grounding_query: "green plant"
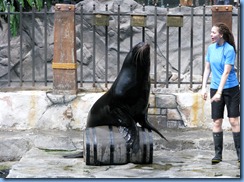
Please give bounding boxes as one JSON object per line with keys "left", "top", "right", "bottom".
{"left": 0, "top": 0, "right": 53, "bottom": 36}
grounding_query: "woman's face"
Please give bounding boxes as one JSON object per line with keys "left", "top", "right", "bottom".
{"left": 210, "top": 26, "right": 223, "bottom": 44}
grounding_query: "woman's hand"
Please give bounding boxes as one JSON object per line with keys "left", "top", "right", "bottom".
{"left": 201, "top": 88, "right": 207, "bottom": 100}
{"left": 211, "top": 92, "right": 221, "bottom": 102}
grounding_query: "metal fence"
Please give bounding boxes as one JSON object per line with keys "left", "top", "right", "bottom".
{"left": 0, "top": 3, "right": 241, "bottom": 89}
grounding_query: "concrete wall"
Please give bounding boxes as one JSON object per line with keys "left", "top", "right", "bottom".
{"left": 0, "top": 90, "right": 232, "bottom": 131}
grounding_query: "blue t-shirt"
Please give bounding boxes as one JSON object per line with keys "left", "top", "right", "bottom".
{"left": 205, "top": 42, "right": 238, "bottom": 89}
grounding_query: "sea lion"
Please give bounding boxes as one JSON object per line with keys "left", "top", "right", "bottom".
{"left": 86, "top": 42, "right": 167, "bottom": 152}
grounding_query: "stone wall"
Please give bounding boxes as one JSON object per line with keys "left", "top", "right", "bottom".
{"left": 148, "top": 93, "right": 185, "bottom": 129}
{"left": 0, "top": 90, "right": 231, "bottom": 131}
{"left": 148, "top": 90, "right": 215, "bottom": 129}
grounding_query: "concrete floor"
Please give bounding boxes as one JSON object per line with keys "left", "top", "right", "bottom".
{"left": 0, "top": 128, "right": 240, "bottom": 178}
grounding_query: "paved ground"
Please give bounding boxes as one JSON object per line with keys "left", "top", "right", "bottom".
{"left": 0, "top": 128, "right": 240, "bottom": 178}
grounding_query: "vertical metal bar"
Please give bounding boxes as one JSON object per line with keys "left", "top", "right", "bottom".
{"left": 19, "top": 2, "right": 23, "bottom": 86}
{"left": 178, "top": 29, "right": 181, "bottom": 88}
{"left": 142, "top": 4, "right": 145, "bottom": 42}
{"left": 117, "top": 5, "right": 120, "bottom": 75}
{"left": 130, "top": 5, "right": 133, "bottom": 49}
{"left": 92, "top": 4, "right": 96, "bottom": 87}
{"left": 80, "top": 5, "right": 84, "bottom": 87}
{"left": 166, "top": 4, "right": 169, "bottom": 88}
{"left": 202, "top": 4, "right": 206, "bottom": 76}
{"left": 44, "top": 2, "right": 47, "bottom": 86}
{"left": 237, "top": 3, "right": 240, "bottom": 81}
{"left": 154, "top": 4, "right": 157, "bottom": 88}
{"left": 7, "top": 2, "right": 11, "bottom": 86}
{"left": 31, "top": 2, "right": 35, "bottom": 86}
{"left": 178, "top": 5, "right": 181, "bottom": 88}
{"left": 105, "top": 4, "right": 108, "bottom": 88}
{"left": 190, "top": 5, "right": 194, "bottom": 88}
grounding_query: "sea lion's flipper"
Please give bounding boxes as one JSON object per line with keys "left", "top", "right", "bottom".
{"left": 119, "top": 125, "right": 140, "bottom": 153}
{"left": 112, "top": 107, "right": 140, "bottom": 153}
{"left": 130, "top": 124, "right": 140, "bottom": 153}
{"left": 63, "top": 151, "right": 83, "bottom": 158}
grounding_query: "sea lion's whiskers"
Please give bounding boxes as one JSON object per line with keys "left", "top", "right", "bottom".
{"left": 133, "top": 45, "right": 146, "bottom": 65}
{"left": 134, "top": 49, "right": 141, "bottom": 66}
{"left": 136, "top": 46, "right": 146, "bottom": 65}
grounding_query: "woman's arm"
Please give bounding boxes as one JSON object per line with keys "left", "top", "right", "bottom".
{"left": 201, "top": 62, "right": 211, "bottom": 100}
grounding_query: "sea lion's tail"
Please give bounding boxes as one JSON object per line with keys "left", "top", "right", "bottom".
{"left": 140, "top": 104, "right": 168, "bottom": 142}
{"left": 151, "top": 127, "right": 168, "bottom": 142}
{"left": 141, "top": 120, "right": 168, "bottom": 142}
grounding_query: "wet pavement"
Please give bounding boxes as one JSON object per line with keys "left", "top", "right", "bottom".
{"left": 0, "top": 128, "right": 240, "bottom": 178}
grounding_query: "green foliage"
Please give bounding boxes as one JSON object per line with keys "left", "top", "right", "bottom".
{"left": 0, "top": 0, "right": 53, "bottom": 36}
{"left": 0, "top": 1, "right": 6, "bottom": 12}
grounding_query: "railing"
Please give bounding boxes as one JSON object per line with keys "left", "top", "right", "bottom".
{"left": 0, "top": 2, "right": 241, "bottom": 89}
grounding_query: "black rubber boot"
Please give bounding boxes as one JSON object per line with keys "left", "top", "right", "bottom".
{"left": 233, "top": 132, "right": 240, "bottom": 162}
{"left": 212, "top": 132, "right": 223, "bottom": 164}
